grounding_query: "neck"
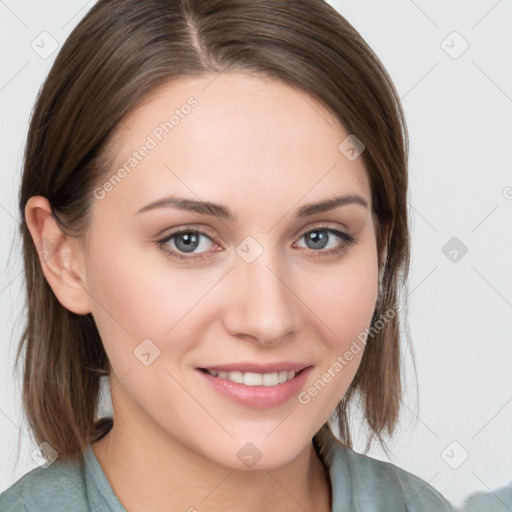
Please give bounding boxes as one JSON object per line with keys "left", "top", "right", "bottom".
{"left": 91, "top": 418, "right": 331, "bottom": 512}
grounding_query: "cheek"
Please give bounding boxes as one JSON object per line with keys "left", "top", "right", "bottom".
{"left": 304, "top": 254, "right": 379, "bottom": 347}
{"left": 297, "top": 246, "right": 378, "bottom": 390}
{"left": 292, "top": 286, "right": 377, "bottom": 425}
{"left": 319, "top": 271, "right": 376, "bottom": 316}
{"left": 294, "top": 266, "right": 378, "bottom": 417}
{"left": 85, "top": 238, "right": 219, "bottom": 369}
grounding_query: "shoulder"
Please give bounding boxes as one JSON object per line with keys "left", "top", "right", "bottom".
{"left": 458, "top": 482, "right": 512, "bottom": 512}
{"left": 0, "top": 457, "right": 88, "bottom": 512}
{"left": 315, "top": 426, "right": 455, "bottom": 511}
{"left": 343, "top": 446, "right": 455, "bottom": 511}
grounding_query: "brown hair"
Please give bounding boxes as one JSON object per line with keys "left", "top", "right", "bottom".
{"left": 15, "top": 0, "right": 412, "bottom": 464}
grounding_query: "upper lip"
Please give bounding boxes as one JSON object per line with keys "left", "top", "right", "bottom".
{"left": 199, "top": 362, "right": 312, "bottom": 373}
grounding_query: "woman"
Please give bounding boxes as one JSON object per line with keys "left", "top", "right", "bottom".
{"left": 0, "top": 0, "right": 455, "bottom": 510}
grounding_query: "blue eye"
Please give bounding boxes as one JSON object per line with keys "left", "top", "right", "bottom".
{"left": 295, "top": 227, "right": 354, "bottom": 253}
{"left": 157, "top": 225, "right": 355, "bottom": 262}
{"left": 157, "top": 228, "right": 216, "bottom": 261}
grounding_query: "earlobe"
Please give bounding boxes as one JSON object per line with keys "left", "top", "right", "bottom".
{"left": 24, "top": 196, "right": 92, "bottom": 315}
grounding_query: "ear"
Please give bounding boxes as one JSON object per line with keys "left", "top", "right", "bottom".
{"left": 24, "top": 195, "right": 92, "bottom": 315}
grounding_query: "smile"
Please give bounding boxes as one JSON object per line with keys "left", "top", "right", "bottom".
{"left": 196, "top": 366, "right": 312, "bottom": 408}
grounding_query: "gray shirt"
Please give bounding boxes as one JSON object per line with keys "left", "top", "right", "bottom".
{"left": 0, "top": 425, "right": 455, "bottom": 511}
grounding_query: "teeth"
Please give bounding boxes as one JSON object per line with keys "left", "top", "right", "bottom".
{"left": 278, "top": 370, "right": 289, "bottom": 383}
{"left": 205, "top": 369, "right": 297, "bottom": 386}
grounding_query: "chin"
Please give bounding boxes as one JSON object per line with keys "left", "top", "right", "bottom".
{"left": 198, "top": 430, "right": 310, "bottom": 471}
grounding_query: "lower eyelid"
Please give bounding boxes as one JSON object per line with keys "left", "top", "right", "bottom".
{"left": 158, "top": 226, "right": 354, "bottom": 260}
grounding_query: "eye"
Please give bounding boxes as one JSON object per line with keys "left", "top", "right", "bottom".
{"left": 294, "top": 225, "right": 355, "bottom": 258}
{"left": 157, "top": 227, "right": 218, "bottom": 261}
{"left": 157, "top": 225, "right": 356, "bottom": 262}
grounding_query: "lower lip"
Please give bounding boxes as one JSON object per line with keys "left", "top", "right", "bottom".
{"left": 196, "top": 367, "right": 313, "bottom": 408}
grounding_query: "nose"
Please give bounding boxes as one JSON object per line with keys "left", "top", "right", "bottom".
{"left": 222, "top": 250, "right": 302, "bottom": 347}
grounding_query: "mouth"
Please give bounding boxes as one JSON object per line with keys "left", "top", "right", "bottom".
{"left": 196, "top": 365, "right": 313, "bottom": 408}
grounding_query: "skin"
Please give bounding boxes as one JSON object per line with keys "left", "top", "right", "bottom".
{"left": 25, "top": 72, "right": 381, "bottom": 512}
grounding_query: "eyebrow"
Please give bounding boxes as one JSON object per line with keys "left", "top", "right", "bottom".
{"left": 135, "top": 193, "right": 368, "bottom": 220}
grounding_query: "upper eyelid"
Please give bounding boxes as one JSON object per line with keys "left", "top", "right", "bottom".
{"left": 160, "top": 223, "right": 349, "bottom": 242}
{"left": 160, "top": 224, "right": 350, "bottom": 251}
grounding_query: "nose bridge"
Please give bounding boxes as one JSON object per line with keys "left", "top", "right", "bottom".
{"left": 224, "top": 239, "right": 301, "bottom": 344}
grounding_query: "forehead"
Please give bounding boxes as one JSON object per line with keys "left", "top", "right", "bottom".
{"left": 99, "top": 72, "right": 371, "bottom": 217}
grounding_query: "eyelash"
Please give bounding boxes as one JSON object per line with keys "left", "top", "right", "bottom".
{"left": 156, "top": 225, "right": 356, "bottom": 262}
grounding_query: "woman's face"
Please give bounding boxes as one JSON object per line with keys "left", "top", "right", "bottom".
{"left": 84, "top": 72, "right": 379, "bottom": 468}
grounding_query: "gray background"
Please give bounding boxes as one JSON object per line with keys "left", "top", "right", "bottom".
{"left": 1, "top": 1, "right": 511, "bottom": 509}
